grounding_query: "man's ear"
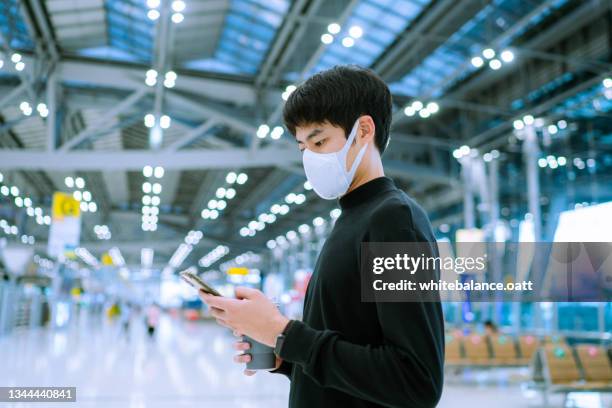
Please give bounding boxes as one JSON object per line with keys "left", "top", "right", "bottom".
{"left": 358, "top": 115, "right": 376, "bottom": 144}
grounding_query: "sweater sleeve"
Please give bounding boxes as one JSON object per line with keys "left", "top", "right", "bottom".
{"left": 276, "top": 200, "right": 445, "bottom": 408}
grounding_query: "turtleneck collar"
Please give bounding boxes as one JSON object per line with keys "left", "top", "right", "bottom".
{"left": 338, "top": 176, "right": 396, "bottom": 210}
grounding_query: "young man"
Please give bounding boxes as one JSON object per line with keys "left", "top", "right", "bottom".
{"left": 200, "top": 65, "right": 445, "bottom": 407}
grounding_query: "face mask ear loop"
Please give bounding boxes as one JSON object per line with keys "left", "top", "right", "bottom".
{"left": 340, "top": 119, "right": 361, "bottom": 156}
{"left": 347, "top": 143, "right": 368, "bottom": 181}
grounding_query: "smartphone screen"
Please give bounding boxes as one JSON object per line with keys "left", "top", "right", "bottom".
{"left": 179, "top": 271, "right": 222, "bottom": 296}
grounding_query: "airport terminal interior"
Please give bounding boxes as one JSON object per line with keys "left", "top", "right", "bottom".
{"left": 0, "top": 0, "right": 611, "bottom": 407}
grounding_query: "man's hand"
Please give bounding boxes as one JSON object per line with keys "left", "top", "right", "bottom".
{"left": 199, "top": 286, "right": 289, "bottom": 347}
{"left": 233, "top": 331, "right": 283, "bottom": 376}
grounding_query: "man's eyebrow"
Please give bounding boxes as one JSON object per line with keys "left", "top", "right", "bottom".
{"left": 297, "top": 128, "right": 323, "bottom": 143}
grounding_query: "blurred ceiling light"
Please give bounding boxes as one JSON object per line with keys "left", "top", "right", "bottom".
{"left": 471, "top": 56, "right": 484, "bottom": 68}
{"left": 489, "top": 59, "right": 502, "bottom": 70}
{"left": 500, "top": 49, "right": 514, "bottom": 63}
{"left": 349, "top": 25, "right": 363, "bottom": 38}
{"left": 342, "top": 37, "right": 354, "bottom": 48}
{"left": 327, "top": 23, "right": 341, "bottom": 34}
{"left": 482, "top": 48, "right": 495, "bottom": 59}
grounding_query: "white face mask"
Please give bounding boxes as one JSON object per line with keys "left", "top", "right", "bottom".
{"left": 302, "top": 119, "right": 368, "bottom": 200}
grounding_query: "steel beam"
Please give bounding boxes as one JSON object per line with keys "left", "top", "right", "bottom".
{"left": 164, "top": 119, "right": 218, "bottom": 151}
{"left": 0, "top": 147, "right": 301, "bottom": 171}
{"left": 58, "top": 88, "right": 149, "bottom": 151}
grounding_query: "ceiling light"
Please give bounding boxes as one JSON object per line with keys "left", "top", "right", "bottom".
{"left": 257, "top": 124, "right": 270, "bottom": 139}
{"left": 154, "top": 166, "right": 164, "bottom": 178}
{"left": 418, "top": 108, "right": 431, "bottom": 118}
{"left": 143, "top": 165, "right": 153, "bottom": 177}
{"left": 145, "top": 76, "right": 157, "bottom": 86}
{"left": 65, "top": 177, "right": 74, "bottom": 188}
{"left": 160, "top": 115, "right": 171, "bottom": 129}
{"left": 226, "top": 172, "right": 237, "bottom": 184}
{"left": 471, "top": 56, "right": 484, "bottom": 68}
{"left": 426, "top": 102, "right": 439, "bottom": 114}
{"left": 321, "top": 33, "right": 333, "bottom": 44}
{"left": 349, "top": 25, "right": 363, "bottom": 39}
{"left": 172, "top": 13, "right": 184, "bottom": 24}
{"left": 327, "top": 23, "right": 341, "bottom": 34}
{"left": 482, "top": 48, "right": 495, "bottom": 59}
{"left": 523, "top": 115, "right": 534, "bottom": 126}
{"left": 270, "top": 126, "right": 284, "bottom": 140}
{"left": 75, "top": 177, "right": 85, "bottom": 189}
{"left": 411, "top": 100, "right": 423, "bottom": 111}
{"left": 513, "top": 119, "right": 524, "bottom": 130}
{"left": 403, "top": 106, "right": 415, "bottom": 116}
{"left": 342, "top": 37, "right": 354, "bottom": 47}
{"left": 489, "top": 59, "right": 502, "bottom": 70}
{"left": 500, "top": 50, "right": 514, "bottom": 63}
{"left": 172, "top": 0, "right": 185, "bottom": 12}
{"left": 236, "top": 173, "right": 248, "bottom": 185}
{"left": 147, "top": 9, "right": 160, "bottom": 20}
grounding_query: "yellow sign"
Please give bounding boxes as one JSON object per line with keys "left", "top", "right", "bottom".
{"left": 52, "top": 192, "right": 80, "bottom": 220}
{"left": 227, "top": 267, "right": 249, "bottom": 275}
{"left": 101, "top": 253, "right": 114, "bottom": 266}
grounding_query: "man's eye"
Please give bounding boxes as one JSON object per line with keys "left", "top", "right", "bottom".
{"left": 315, "top": 139, "right": 326, "bottom": 147}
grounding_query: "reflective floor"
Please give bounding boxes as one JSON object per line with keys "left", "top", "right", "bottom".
{"left": 0, "top": 312, "right": 608, "bottom": 407}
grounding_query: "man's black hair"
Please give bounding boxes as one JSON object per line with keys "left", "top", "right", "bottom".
{"left": 283, "top": 65, "right": 392, "bottom": 154}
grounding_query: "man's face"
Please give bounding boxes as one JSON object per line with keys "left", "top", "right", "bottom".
{"left": 295, "top": 121, "right": 366, "bottom": 174}
{"left": 295, "top": 121, "right": 349, "bottom": 154}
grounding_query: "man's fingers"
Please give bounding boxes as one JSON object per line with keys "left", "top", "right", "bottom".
{"left": 234, "top": 286, "right": 260, "bottom": 300}
{"left": 232, "top": 330, "right": 243, "bottom": 337}
{"left": 244, "top": 369, "right": 256, "bottom": 376}
{"left": 209, "top": 307, "right": 226, "bottom": 320}
{"left": 215, "top": 318, "right": 230, "bottom": 328}
{"left": 200, "top": 291, "right": 235, "bottom": 310}
{"left": 234, "top": 341, "right": 250, "bottom": 351}
{"left": 234, "top": 353, "right": 251, "bottom": 364}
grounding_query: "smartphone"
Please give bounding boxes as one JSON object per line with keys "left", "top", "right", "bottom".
{"left": 179, "top": 270, "right": 222, "bottom": 296}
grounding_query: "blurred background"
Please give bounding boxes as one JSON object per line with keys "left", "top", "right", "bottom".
{"left": 0, "top": 0, "right": 611, "bottom": 406}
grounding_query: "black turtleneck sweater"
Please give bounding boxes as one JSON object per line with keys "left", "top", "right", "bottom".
{"left": 273, "top": 177, "right": 445, "bottom": 408}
